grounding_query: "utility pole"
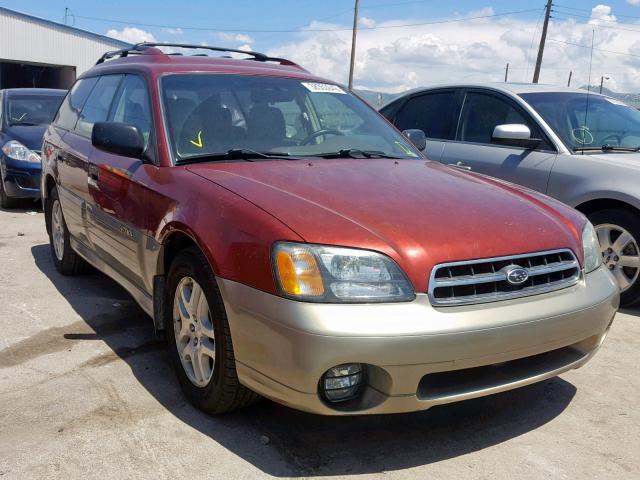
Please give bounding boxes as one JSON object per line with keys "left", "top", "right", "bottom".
{"left": 348, "top": 0, "right": 360, "bottom": 91}
{"left": 504, "top": 63, "right": 509, "bottom": 83}
{"left": 64, "top": 7, "right": 69, "bottom": 25}
{"left": 532, "top": 0, "right": 552, "bottom": 83}
{"left": 567, "top": 70, "right": 572, "bottom": 86}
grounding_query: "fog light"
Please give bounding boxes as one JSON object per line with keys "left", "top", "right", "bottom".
{"left": 321, "top": 363, "right": 364, "bottom": 402}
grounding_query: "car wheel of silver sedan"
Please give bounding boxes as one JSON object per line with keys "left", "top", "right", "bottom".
{"left": 589, "top": 209, "right": 640, "bottom": 307}
{"left": 165, "top": 246, "right": 261, "bottom": 414}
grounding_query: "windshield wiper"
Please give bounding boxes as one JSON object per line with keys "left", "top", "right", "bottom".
{"left": 10, "top": 122, "right": 42, "bottom": 126}
{"left": 176, "top": 148, "right": 291, "bottom": 165}
{"left": 307, "top": 149, "right": 398, "bottom": 159}
{"left": 573, "top": 145, "right": 640, "bottom": 152}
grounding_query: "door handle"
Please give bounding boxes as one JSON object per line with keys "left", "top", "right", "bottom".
{"left": 88, "top": 165, "right": 100, "bottom": 188}
{"left": 448, "top": 161, "right": 472, "bottom": 171}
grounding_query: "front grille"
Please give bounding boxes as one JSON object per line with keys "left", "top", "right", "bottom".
{"left": 429, "top": 249, "right": 581, "bottom": 306}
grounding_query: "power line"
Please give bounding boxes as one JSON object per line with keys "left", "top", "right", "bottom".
{"left": 547, "top": 38, "right": 640, "bottom": 59}
{"left": 554, "top": 4, "right": 640, "bottom": 20}
{"left": 552, "top": 13, "right": 640, "bottom": 34}
{"left": 552, "top": 8, "right": 640, "bottom": 26}
{"left": 73, "top": 8, "right": 541, "bottom": 34}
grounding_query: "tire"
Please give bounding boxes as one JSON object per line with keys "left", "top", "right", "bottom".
{"left": 47, "top": 187, "right": 89, "bottom": 275}
{"left": 588, "top": 208, "right": 640, "bottom": 307}
{"left": 165, "top": 247, "right": 260, "bottom": 414}
{"left": 0, "top": 177, "right": 18, "bottom": 209}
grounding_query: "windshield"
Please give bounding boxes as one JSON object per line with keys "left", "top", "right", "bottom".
{"left": 520, "top": 92, "right": 640, "bottom": 151}
{"left": 7, "top": 95, "right": 65, "bottom": 126}
{"left": 161, "top": 74, "right": 419, "bottom": 161}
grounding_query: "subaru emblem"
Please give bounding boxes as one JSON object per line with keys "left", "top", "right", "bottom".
{"left": 503, "top": 265, "right": 529, "bottom": 285}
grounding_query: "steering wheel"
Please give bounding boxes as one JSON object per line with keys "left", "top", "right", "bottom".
{"left": 600, "top": 133, "right": 622, "bottom": 146}
{"left": 301, "top": 129, "right": 344, "bottom": 145}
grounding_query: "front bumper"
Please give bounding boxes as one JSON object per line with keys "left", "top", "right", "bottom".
{"left": 218, "top": 265, "right": 619, "bottom": 415}
{"left": 1, "top": 155, "right": 41, "bottom": 199}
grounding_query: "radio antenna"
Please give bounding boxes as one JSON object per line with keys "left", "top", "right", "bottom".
{"left": 582, "top": 29, "right": 595, "bottom": 155}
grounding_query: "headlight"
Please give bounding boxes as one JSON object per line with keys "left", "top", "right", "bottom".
{"left": 2, "top": 140, "right": 40, "bottom": 163}
{"left": 582, "top": 221, "right": 601, "bottom": 274}
{"left": 273, "top": 242, "right": 415, "bottom": 303}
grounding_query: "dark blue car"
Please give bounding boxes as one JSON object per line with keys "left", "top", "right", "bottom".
{"left": 0, "top": 88, "right": 66, "bottom": 208}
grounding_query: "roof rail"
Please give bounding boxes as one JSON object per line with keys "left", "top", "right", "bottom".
{"left": 96, "top": 42, "right": 299, "bottom": 67}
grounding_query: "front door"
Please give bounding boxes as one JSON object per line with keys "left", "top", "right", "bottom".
{"left": 86, "top": 74, "right": 154, "bottom": 292}
{"left": 440, "top": 90, "right": 557, "bottom": 193}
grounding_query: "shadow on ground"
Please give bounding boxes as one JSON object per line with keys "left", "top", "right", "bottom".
{"left": 29, "top": 243, "right": 586, "bottom": 477}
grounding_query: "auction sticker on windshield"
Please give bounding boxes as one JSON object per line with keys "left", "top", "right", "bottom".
{"left": 302, "top": 82, "right": 346, "bottom": 94}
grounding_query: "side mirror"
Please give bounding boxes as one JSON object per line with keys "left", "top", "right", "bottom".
{"left": 491, "top": 124, "right": 541, "bottom": 149}
{"left": 92, "top": 122, "right": 145, "bottom": 158}
{"left": 402, "top": 129, "right": 427, "bottom": 151}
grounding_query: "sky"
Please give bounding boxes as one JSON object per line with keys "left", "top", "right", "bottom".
{"left": 5, "top": 1, "right": 640, "bottom": 93}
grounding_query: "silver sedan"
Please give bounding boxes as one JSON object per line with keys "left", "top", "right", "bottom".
{"left": 381, "top": 83, "right": 640, "bottom": 306}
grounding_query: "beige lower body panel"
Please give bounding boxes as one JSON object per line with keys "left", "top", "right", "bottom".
{"left": 217, "top": 265, "right": 619, "bottom": 415}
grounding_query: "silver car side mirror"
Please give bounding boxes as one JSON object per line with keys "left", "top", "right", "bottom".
{"left": 493, "top": 124, "right": 531, "bottom": 140}
{"left": 491, "top": 124, "right": 541, "bottom": 149}
{"left": 491, "top": 123, "right": 541, "bottom": 148}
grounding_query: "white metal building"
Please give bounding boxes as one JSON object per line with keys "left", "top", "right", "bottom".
{"left": 0, "top": 7, "right": 130, "bottom": 89}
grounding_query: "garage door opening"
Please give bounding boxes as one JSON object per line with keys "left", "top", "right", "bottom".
{"left": 0, "top": 60, "right": 76, "bottom": 89}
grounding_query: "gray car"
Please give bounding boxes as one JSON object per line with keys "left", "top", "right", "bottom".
{"left": 381, "top": 83, "right": 640, "bottom": 306}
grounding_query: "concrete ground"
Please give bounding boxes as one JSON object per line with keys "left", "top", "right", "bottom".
{"left": 0, "top": 205, "right": 638, "bottom": 480}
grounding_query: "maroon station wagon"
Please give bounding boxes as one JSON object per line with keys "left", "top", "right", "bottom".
{"left": 41, "top": 43, "right": 618, "bottom": 415}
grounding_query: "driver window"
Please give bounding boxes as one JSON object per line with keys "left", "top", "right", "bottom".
{"left": 110, "top": 75, "right": 152, "bottom": 147}
{"left": 458, "top": 92, "right": 547, "bottom": 148}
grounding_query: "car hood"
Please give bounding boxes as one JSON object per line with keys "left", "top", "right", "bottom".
{"left": 580, "top": 151, "right": 640, "bottom": 168}
{"left": 3, "top": 125, "right": 47, "bottom": 151}
{"left": 187, "top": 159, "right": 585, "bottom": 292}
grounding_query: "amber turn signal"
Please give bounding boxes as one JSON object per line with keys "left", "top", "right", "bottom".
{"left": 275, "top": 245, "right": 325, "bottom": 297}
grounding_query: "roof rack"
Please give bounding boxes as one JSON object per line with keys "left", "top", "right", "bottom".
{"left": 96, "top": 42, "right": 299, "bottom": 67}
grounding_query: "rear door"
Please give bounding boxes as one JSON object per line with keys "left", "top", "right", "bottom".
{"left": 49, "top": 76, "right": 98, "bottom": 244}
{"left": 86, "top": 74, "right": 154, "bottom": 291}
{"left": 381, "top": 89, "right": 461, "bottom": 161}
{"left": 440, "top": 89, "right": 557, "bottom": 193}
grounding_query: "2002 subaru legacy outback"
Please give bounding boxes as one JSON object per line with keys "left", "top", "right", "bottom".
{"left": 41, "top": 43, "right": 618, "bottom": 415}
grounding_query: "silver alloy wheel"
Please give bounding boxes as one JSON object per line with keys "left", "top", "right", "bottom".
{"left": 596, "top": 223, "right": 640, "bottom": 292}
{"left": 173, "top": 276, "right": 216, "bottom": 387}
{"left": 51, "top": 199, "right": 65, "bottom": 261}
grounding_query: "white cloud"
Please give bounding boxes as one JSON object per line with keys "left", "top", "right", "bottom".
{"left": 106, "top": 27, "right": 156, "bottom": 44}
{"left": 590, "top": 4, "right": 616, "bottom": 23}
{"left": 214, "top": 32, "right": 255, "bottom": 45}
{"left": 627, "top": 0, "right": 640, "bottom": 6}
{"left": 360, "top": 17, "right": 376, "bottom": 28}
{"left": 162, "top": 27, "right": 184, "bottom": 35}
{"left": 267, "top": 5, "right": 640, "bottom": 93}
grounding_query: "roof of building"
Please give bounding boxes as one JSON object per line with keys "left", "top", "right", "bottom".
{"left": 0, "top": 7, "right": 131, "bottom": 49}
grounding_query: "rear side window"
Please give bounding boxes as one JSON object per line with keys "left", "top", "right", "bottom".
{"left": 54, "top": 77, "right": 98, "bottom": 131}
{"left": 393, "top": 91, "right": 457, "bottom": 140}
{"left": 110, "top": 75, "right": 152, "bottom": 146}
{"left": 76, "top": 75, "right": 123, "bottom": 138}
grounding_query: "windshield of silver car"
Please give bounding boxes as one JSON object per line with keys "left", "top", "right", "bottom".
{"left": 520, "top": 92, "right": 640, "bottom": 151}
{"left": 161, "top": 74, "right": 419, "bottom": 162}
